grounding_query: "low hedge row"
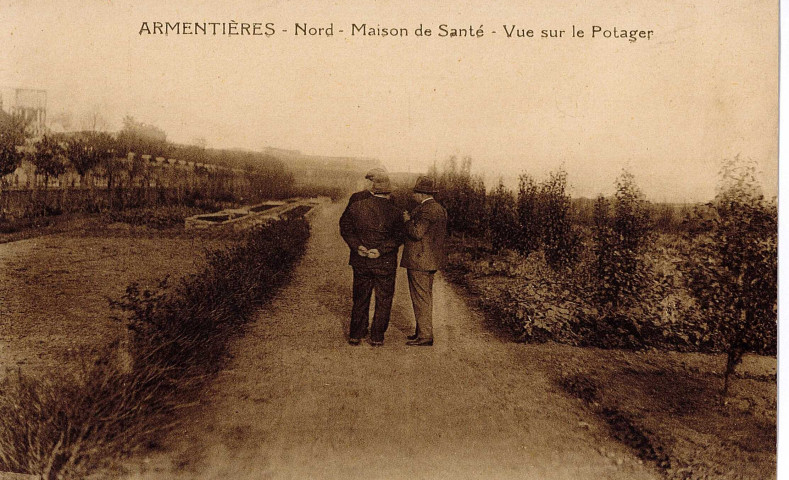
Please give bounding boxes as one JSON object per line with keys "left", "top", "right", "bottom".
{"left": 0, "top": 218, "right": 310, "bottom": 479}
{"left": 444, "top": 234, "right": 773, "bottom": 355}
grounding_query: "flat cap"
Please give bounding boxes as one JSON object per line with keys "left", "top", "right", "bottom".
{"left": 365, "top": 167, "right": 388, "bottom": 181}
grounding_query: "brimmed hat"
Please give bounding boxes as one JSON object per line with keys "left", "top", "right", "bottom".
{"left": 413, "top": 175, "right": 438, "bottom": 194}
{"left": 365, "top": 167, "right": 388, "bottom": 181}
{"left": 372, "top": 177, "right": 392, "bottom": 194}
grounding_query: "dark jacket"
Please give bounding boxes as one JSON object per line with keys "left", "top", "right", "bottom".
{"left": 339, "top": 190, "right": 374, "bottom": 264}
{"left": 340, "top": 195, "right": 404, "bottom": 271}
{"left": 345, "top": 190, "right": 373, "bottom": 208}
{"left": 400, "top": 198, "right": 448, "bottom": 271}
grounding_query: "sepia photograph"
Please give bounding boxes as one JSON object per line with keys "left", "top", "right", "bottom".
{"left": 0, "top": 1, "right": 779, "bottom": 478}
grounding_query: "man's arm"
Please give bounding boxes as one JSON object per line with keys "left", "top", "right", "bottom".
{"left": 376, "top": 211, "right": 405, "bottom": 255}
{"left": 404, "top": 205, "right": 439, "bottom": 241}
{"left": 339, "top": 201, "right": 363, "bottom": 251}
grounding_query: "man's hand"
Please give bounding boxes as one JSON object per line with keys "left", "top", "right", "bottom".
{"left": 357, "top": 245, "right": 369, "bottom": 257}
{"left": 403, "top": 211, "right": 411, "bottom": 222}
{"left": 366, "top": 248, "right": 380, "bottom": 259}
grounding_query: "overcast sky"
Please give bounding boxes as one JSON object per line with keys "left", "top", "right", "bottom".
{"left": 0, "top": 0, "right": 778, "bottom": 201}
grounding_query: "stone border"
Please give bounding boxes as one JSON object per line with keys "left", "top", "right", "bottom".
{"left": 184, "top": 197, "right": 327, "bottom": 231}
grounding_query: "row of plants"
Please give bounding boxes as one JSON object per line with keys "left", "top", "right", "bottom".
{"left": 0, "top": 112, "right": 337, "bottom": 224}
{"left": 433, "top": 155, "right": 776, "bottom": 399}
{"left": 4, "top": 133, "right": 292, "bottom": 201}
{"left": 0, "top": 218, "right": 310, "bottom": 478}
{"left": 1, "top": 115, "right": 293, "bottom": 186}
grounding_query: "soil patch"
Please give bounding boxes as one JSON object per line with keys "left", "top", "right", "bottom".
{"left": 0, "top": 218, "right": 233, "bottom": 376}
{"left": 545, "top": 344, "right": 774, "bottom": 479}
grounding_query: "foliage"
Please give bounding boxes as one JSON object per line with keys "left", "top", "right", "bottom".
{"left": 247, "top": 165, "right": 295, "bottom": 202}
{"left": 487, "top": 179, "right": 519, "bottom": 252}
{"left": 66, "top": 131, "right": 116, "bottom": 176}
{"left": 31, "top": 135, "right": 69, "bottom": 188}
{"left": 116, "top": 116, "right": 170, "bottom": 158}
{"left": 651, "top": 203, "right": 678, "bottom": 233}
{"left": 593, "top": 170, "right": 654, "bottom": 310}
{"left": 438, "top": 155, "right": 777, "bottom": 393}
{"left": 685, "top": 157, "right": 777, "bottom": 399}
{"left": 432, "top": 159, "right": 578, "bottom": 267}
{"left": 2, "top": 118, "right": 315, "bottom": 222}
{"left": 515, "top": 173, "right": 541, "bottom": 255}
{"left": 538, "top": 168, "right": 580, "bottom": 269}
{"left": 0, "top": 110, "right": 28, "bottom": 178}
{"left": 288, "top": 183, "right": 345, "bottom": 202}
{"left": 435, "top": 156, "right": 487, "bottom": 237}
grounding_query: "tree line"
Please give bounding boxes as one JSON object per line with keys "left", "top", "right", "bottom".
{"left": 430, "top": 155, "right": 776, "bottom": 400}
{"left": 0, "top": 113, "right": 298, "bottom": 217}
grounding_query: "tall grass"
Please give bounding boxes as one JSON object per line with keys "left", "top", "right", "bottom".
{"left": 0, "top": 218, "right": 310, "bottom": 478}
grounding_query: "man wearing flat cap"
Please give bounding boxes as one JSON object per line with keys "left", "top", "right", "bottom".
{"left": 401, "top": 176, "right": 448, "bottom": 346}
{"left": 339, "top": 174, "right": 404, "bottom": 346}
{"left": 342, "top": 167, "right": 388, "bottom": 212}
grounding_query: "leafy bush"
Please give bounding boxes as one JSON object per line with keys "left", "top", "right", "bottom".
{"left": 538, "top": 169, "right": 580, "bottom": 269}
{"left": 435, "top": 156, "right": 487, "bottom": 237}
{"left": 487, "top": 179, "right": 519, "bottom": 252}
{"left": 593, "top": 170, "right": 653, "bottom": 310}
{"left": 515, "top": 173, "right": 541, "bottom": 255}
{"left": 685, "top": 157, "right": 777, "bottom": 399}
{"left": 440, "top": 157, "right": 777, "bottom": 377}
{"left": 447, "top": 231, "right": 716, "bottom": 352}
{"left": 650, "top": 203, "right": 685, "bottom": 234}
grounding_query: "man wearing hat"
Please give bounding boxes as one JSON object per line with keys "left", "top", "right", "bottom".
{"left": 339, "top": 174, "right": 404, "bottom": 346}
{"left": 401, "top": 176, "right": 448, "bottom": 346}
{"left": 341, "top": 167, "right": 388, "bottom": 216}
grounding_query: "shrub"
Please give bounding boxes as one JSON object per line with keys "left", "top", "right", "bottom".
{"left": 515, "top": 173, "right": 541, "bottom": 255}
{"left": 487, "top": 179, "right": 519, "bottom": 252}
{"left": 435, "top": 156, "right": 487, "bottom": 237}
{"left": 593, "top": 170, "right": 653, "bottom": 310}
{"left": 539, "top": 169, "right": 580, "bottom": 269}
{"left": 288, "top": 183, "right": 346, "bottom": 202}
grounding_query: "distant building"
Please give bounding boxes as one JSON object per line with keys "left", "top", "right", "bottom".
{"left": 0, "top": 87, "right": 47, "bottom": 136}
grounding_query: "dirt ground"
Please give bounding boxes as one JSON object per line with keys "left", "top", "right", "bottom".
{"left": 549, "top": 347, "right": 775, "bottom": 479}
{"left": 0, "top": 218, "right": 230, "bottom": 376}
{"left": 112, "top": 202, "right": 664, "bottom": 480}
{"left": 1, "top": 205, "right": 775, "bottom": 479}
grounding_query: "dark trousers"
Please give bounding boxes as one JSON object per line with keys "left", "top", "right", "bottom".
{"left": 351, "top": 267, "right": 396, "bottom": 342}
{"left": 407, "top": 269, "right": 435, "bottom": 340}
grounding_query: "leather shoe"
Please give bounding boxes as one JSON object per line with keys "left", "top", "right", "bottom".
{"left": 407, "top": 332, "right": 419, "bottom": 341}
{"left": 367, "top": 339, "right": 384, "bottom": 347}
{"left": 406, "top": 338, "right": 434, "bottom": 346}
{"left": 348, "top": 338, "right": 361, "bottom": 346}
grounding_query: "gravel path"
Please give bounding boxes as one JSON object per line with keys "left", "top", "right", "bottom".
{"left": 124, "top": 202, "right": 660, "bottom": 480}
